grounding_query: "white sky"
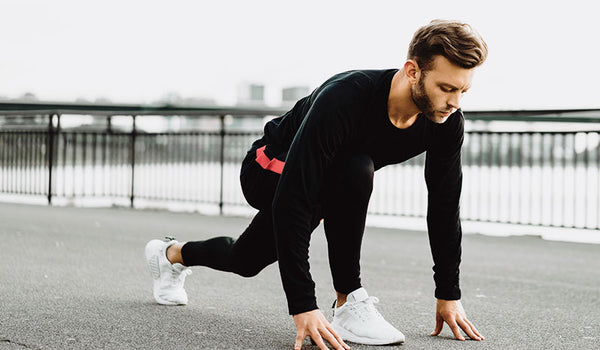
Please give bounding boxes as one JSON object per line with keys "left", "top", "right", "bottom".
{"left": 1, "top": 0, "right": 599, "bottom": 110}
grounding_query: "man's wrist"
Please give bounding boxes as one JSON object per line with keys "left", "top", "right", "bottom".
{"left": 288, "top": 300, "right": 319, "bottom": 315}
{"left": 434, "top": 286, "right": 461, "bottom": 300}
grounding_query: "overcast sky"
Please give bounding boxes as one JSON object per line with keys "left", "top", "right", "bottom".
{"left": 1, "top": 0, "right": 598, "bottom": 110}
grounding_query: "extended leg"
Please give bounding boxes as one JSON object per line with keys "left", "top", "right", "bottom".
{"left": 179, "top": 209, "right": 278, "bottom": 277}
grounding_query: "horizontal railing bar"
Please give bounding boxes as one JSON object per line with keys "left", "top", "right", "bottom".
{"left": 0, "top": 102, "right": 288, "bottom": 117}
{"left": 1, "top": 102, "right": 600, "bottom": 122}
{"left": 0, "top": 130, "right": 226, "bottom": 136}
{"left": 2, "top": 130, "right": 599, "bottom": 136}
{"left": 464, "top": 110, "right": 600, "bottom": 123}
{"left": 467, "top": 130, "right": 600, "bottom": 135}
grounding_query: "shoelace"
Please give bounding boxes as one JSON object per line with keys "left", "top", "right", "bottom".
{"left": 348, "top": 296, "right": 383, "bottom": 323}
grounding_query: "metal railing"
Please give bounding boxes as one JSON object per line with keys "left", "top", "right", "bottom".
{"left": 1, "top": 102, "right": 599, "bottom": 230}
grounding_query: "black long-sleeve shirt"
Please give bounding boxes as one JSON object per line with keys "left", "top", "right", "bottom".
{"left": 263, "top": 69, "right": 463, "bottom": 315}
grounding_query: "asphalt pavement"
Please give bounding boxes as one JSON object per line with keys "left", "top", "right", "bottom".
{"left": 0, "top": 202, "right": 598, "bottom": 350}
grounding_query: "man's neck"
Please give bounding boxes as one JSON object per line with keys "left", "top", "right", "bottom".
{"left": 387, "top": 69, "right": 421, "bottom": 129}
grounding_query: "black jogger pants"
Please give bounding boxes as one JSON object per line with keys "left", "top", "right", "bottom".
{"left": 181, "top": 143, "right": 374, "bottom": 295}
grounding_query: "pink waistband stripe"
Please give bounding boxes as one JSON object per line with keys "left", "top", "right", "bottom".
{"left": 255, "top": 145, "right": 285, "bottom": 174}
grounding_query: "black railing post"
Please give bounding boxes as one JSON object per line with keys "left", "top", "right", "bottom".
{"left": 46, "top": 114, "right": 57, "bottom": 204}
{"left": 130, "top": 115, "right": 137, "bottom": 208}
{"left": 219, "top": 114, "right": 226, "bottom": 215}
{"left": 107, "top": 116, "right": 112, "bottom": 133}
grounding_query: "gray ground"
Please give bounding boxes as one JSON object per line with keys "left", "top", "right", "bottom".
{"left": 0, "top": 202, "right": 598, "bottom": 350}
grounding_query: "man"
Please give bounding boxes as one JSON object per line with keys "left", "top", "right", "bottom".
{"left": 145, "top": 19, "right": 488, "bottom": 349}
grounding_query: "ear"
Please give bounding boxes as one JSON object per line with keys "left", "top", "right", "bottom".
{"left": 403, "top": 59, "right": 420, "bottom": 84}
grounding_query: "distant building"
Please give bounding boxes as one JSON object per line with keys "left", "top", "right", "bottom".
{"left": 180, "top": 97, "right": 217, "bottom": 106}
{"left": 157, "top": 92, "right": 216, "bottom": 107}
{"left": 236, "top": 83, "right": 265, "bottom": 106}
{"left": 281, "top": 86, "right": 310, "bottom": 107}
{"left": 17, "top": 92, "right": 38, "bottom": 102}
{"left": 94, "top": 97, "right": 113, "bottom": 105}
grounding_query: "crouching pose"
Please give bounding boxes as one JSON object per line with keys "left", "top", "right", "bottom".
{"left": 145, "top": 19, "right": 488, "bottom": 349}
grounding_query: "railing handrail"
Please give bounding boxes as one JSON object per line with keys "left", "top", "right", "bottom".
{"left": 0, "top": 102, "right": 288, "bottom": 117}
{"left": 464, "top": 110, "right": 600, "bottom": 123}
{"left": 1, "top": 101, "right": 599, "bottom": 230}
{"left": 1, "top": 101, "right": 600, "bottom": 122}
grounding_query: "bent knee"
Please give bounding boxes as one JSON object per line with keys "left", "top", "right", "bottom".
{"left": 232, "top": 265, "right": 262, "bottom": 278}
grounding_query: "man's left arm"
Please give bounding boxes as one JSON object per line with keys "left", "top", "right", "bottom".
{"left": 424, "top": 110, "right": 483, "bottom": 341}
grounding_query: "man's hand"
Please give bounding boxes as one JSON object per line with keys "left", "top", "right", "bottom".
{"left": 431, "top": 299, "right": 484, "bottom": 341}
{"left": 293, "top": 309, "right": 350, "bottom": 350}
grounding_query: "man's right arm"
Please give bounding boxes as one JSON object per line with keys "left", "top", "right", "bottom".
{"left": 271, "top": 82, "right": 364, "bottom": 316}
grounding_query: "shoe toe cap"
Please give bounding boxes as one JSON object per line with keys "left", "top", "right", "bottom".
{"left": 362, "top": 322, "right": 405, "bottom": 344}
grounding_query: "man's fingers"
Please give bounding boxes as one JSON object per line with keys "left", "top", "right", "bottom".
{"left": 318, "top": 327, "right": 346, "bottom": 350}
{"left": 320, "top": 333, "right": 342, "bottom": 350}
{"left": 447, "top": 319, "right": 465, "bottom": 341}
{"left": 309, "top": 329, "right": 330, "bottom": 350}
{"left": 457, "top": 319, "right": 481, "bottom": 341}
{"left": 294, "top": 332, "right": 305, "bottom": 350}
{"left": 464, "top": 318, "right": 484, "bottom": 340}
{"left": 430, "top": 314, "right": 444, "bottom": 336}
{"left": 292, "top": 310, "right": 348, "bottom": 350}
{"left": 326, "top": 324, "right": 351, "bottom": 350}
{"left": 465, "top": 318, "right": 484, "bottom": 339}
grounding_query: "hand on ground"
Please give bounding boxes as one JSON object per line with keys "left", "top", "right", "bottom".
{"left": 431, "top": 299, "right": 484, "bottom": 341}
{"left": 293, "top": 309, "right": 350, "bottom": 350}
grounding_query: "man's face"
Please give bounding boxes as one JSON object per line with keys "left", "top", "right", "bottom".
{"left": 411, "top": 55, "right": 475, "bottom": 123}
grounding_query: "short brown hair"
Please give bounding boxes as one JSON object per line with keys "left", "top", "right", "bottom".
{"left": 408, "top": 19, "right": 488, "bottom": 71}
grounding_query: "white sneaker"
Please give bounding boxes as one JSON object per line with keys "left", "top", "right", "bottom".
{"left": 331, "top": 287, "right": 405, "bottom": 345}
{"left": 145, "top": 237, "right": 192, "bottom": 305}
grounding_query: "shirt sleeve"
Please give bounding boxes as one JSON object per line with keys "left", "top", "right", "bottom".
{"left": 271, "top": 82, "right": 363, "bottom": 315}
{"left": 424, "top": 110, "right": 465, "bottom": 300}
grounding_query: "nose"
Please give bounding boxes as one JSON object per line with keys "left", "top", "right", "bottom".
{"left": 448, "top": 92, "right": 460, "bottom": 110}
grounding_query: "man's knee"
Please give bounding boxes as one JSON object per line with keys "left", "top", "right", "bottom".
{"left": 231, "top": 263, "right": 265, "bottom": 278}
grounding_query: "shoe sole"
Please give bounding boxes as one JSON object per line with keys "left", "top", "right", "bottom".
{"left": 331, "top": 324, "right": 405, "bottom": 345}
{"left": 145, "top": 240, "right": 163, "bottom": 279}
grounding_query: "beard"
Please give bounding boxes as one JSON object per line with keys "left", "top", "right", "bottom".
{"left": 411, "top": 76, "right": 435, "bottom": 118}
{"left": 410, "top": 76, "right": 453, "bottom": 124}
